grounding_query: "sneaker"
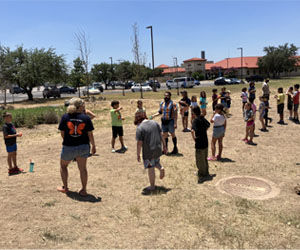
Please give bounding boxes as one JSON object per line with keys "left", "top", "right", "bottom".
{"left": 122, "top": 146, "right": 128, "bottom": 151}
{"left": 111, "top": 149, "right": 116, "bottom": 153}
{"left": 170, "top": 147, "right": 178, "bottom": 155}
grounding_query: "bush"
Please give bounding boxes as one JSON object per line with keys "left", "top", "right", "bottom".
{"left": 0, "top": 106, "right": 66, "bottom": 129}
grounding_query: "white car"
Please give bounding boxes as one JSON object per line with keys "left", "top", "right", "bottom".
{"left": 131, "top": 83, "right": 152, "bottom": 92}
{"left": 82, "top": 87, "right": 101, "bottom": 96}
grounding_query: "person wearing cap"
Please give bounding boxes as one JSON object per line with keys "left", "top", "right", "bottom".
{"left": 2, "top": 112, "right": 23, "bottom": 175}
{"left": 150, "top": 91, "right": 178, "bottom": 155}
{"left": 179, "top": 90, "right": 191, "bottom": 132}
{"left": 262, "top": 78, "right": 270, "bottom": 100}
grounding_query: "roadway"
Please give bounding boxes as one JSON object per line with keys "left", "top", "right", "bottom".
{"left": 0, "top": 81, "right": 214, "bottom": 104}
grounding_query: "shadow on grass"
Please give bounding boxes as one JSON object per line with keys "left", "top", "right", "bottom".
{"left": 218, "top": 157, "right": 236, "bottom": 163}
{"left": 67, "top": 191, "right": 102, "bottom": 203}
{"left": 141, "top": 186, "right": 171, "bottom": 196}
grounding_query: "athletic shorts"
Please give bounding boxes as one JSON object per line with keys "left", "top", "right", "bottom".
{"left": 294, "top": 103, "right": 299, "bottom": 112}
{"left": 161, "top": 119, "right": 175, "bottom": 133}
{"left": 247, "top": 120, "right": 254, "bottom": 127}
{"left": 143, "top": 158, "right": 162, "bottom": 169}
{"left": 112, "top": 126, "right": 123, "bottom": 138}
{"left": 277, "top": 103, "right": 284, "bottom": 114}
{"left": 213, "top": 126, "right": 225, "bottom": 138}
{"left": 184, "top": 111, "right": 189, "bottom": 117}
{"left": 61, "top": 144, "right": 90, "bottom": 161}
{"left": 6, "top": 144, "right": 17, "bottom": 153}
{"left": 288, "top": 103, "right": 293, "bottom": 111}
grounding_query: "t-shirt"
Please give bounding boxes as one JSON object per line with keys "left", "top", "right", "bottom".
{"left": 244, "top": 109, "right": 253, "bottom": 122}
{"left": 110, "top": 108, "right": 123, "bottom": 127}
{"left": 277, "top": 93, "right": 285, "bottom": 105}
{"left": 2, "top": 123, "right": 16, "bottom": 146}
{"left": 241, "top": 92, "right": 248, "bottom": 102}
{"left": 220, "top": 92, "right": 227, "bottom": 104}
{"left": 212, "top": 94, "right": 218, "bottom": 105}
{"left": 212, "top": 113, "right": 226, "bottom": 126}
{"left": 136, "top": 107, "right": 146, "bottom": 114}
{"left": 262, "top": 82, "right": 270, "bottom": 95}
{"left": 293, "top": 91, "right": 299, "bottom": 105}
{"left": 248, "top": 86, "right": 256, "bottom": 99}
{"left": 180, "top": 97, "right": 191, "bottom": 113}
{"left": 58, "top": 113, "right": 94, "bottom": 146}
{"left": 192, "top": 116, "right": 210, "bottom": 149}
{"left": 136, "top": 120, "right": 162, "bottom": 160}
{"left": 190, "top": 102, "right": 198, "bottom": 108}
{"left": 200, "top": 97, "right": 207, "bottom": 109}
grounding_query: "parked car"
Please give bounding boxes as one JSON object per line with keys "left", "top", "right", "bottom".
{"left": 214, "top": 77, "right": 231, "bottom": 86}
{"left": 10, "top": 86, "right": 26, "bottom": 94}
{"left": 91, "top": 82, "right": 104, "bottom": 92}
{"left": 124, "top": 81, "right": 134, "bottom": 89}
{"left": 166, "top": 80, "right": 174, "bottom": 89}
{"left": 43, "top": 86, "right": 61, "bottom": 98}
{"left": 59, "top": 86, "right": 77, "bottom": 94}
{"left": 229, "top": 78, "right": 241, "bottom": 84}
{"left": 173, "top": 77, "right": 195, "bottom": 88}
{"left": 131, "top": 83, "right": 152, "bottom": 92}
{"left": 82, "top": 87, "right": 101, "bottom": 96}
{"left": 148, "top": 80, "right": 161, "bottom": 89}
{"left": 246, "top": 75, "right": 264, "bottom": 82}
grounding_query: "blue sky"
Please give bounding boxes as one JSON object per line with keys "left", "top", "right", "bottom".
{"left": 0, "top": 0, "right": 299, "bottom": 69}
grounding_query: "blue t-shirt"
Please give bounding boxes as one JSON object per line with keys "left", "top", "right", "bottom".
{"left": 58, "top": 113, "right": 94, "bottom": 146}
{"left": 248, "top": 86, "right": 256, "bottom": 99}
{"left": 200, "top": 97, "right": 207, "bottom": 109}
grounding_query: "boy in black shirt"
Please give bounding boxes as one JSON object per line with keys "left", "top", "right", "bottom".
{"left": 191, "top": 106, "right": 211, "bottom": 183}
{"left": 2, "top": 112, "right": 23, "bottom": 175}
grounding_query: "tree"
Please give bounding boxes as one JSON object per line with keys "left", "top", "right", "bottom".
{"left": 192, "top": 72, "right": 205, "bottom": 81}
{"left": 258, "top": 43, "right": 299, "bottom": 78}
{"left": 91, "top": 63, "right": 111, "bottom": 90}
{"left": 69, "top": 57, "right": 85, "bottom": 97}
{"left": 4, "top": 46, "right": 67, "bottom": 101}
{"left": 115, "top": 61, "right": 134, "bottom": 82}
{"left": 0, "top": 46, "right": 12, "bottom": 105}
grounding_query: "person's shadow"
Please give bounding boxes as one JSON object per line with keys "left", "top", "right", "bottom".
{"left": 141, "top": 186, "right": 171, "bottom": 196}
{"left": 67, "top": 191, "right": 102, "bottom": 203}
{"left": 166, "top": 152, "right": 184, "bottom": 157}
{"left": 218, "top": 157, "right": 235, "bottom": 163}
{"left": 115, "top": 148, "right": 127, "bottom": 154}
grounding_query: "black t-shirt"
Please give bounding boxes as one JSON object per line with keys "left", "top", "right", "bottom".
{"left": 180, "top": 97, "right": 191, "bottom": 107}
{"left": 192, "top": 116, "right": 210, "bottom": 149}
{"left": 2, "top": 123, "right": 17, "bottom": 146}
{"left": 58, "top": 113, "right": 94, "bottom": 146}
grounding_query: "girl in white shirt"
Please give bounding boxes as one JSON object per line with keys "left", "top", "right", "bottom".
{"left": 207, "top": 104, "right": 227, "bottom": 161}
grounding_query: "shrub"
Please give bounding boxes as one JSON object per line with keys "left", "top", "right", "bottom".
{"left": 43, "top": 110, "right": 58, "bottom": 124}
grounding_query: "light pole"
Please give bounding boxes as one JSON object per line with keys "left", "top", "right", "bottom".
{"left": 173, "top": 57, "right": 179, "bottom": 96}
{"left": 237, "top": 47, "right": 243, "bottom": 80}
{"left": 109, "top": 57, "right": 114, "bottom": 89}
{"left": 146, "top": 25, "right": 156, "bottom": 92}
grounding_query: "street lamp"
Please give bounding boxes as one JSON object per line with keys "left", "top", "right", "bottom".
{"left": 173, "top": 57, "right": 179, "bottom": 96}
{"left": 109, "top": 57, "right": 114, "bottom": 89}
{"left": 146, "top": 25, "right": 156, "bottom": 92}
{"left": 237, "top": 47, "right": 243, "bottom": 80}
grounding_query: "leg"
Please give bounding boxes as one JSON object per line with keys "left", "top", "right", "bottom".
{"left": 148, "top": 167, "right": 156, "bottom": 190}
{"left": 111, "top": 137, "right": 116, "bottom": 149}
{"left": 76, "top": 157, "right": 88, "bottom": 195}
{"left": 196, "top": 148, "right": 209, "bottom": 177}
{"left": 181, "top": 116, "right": 185, "bottom": 130}
{"left": 249, "top": 126, "right": 254, "bottom": 142}
{"left": 170, "top": 132, "right": 178, "bottom": 154}
{"left": 217, "top": 137, "right": 223, "bottom": 158}
{"left": 119, "top": 136, "right": 125, "bottom": 148}
{"left": 211, "top": 137, "right": 217, "bottom": 159}
{"left": 244, "top": 126, "right": 249, "bottom": 140}
{"left": 163, "top": 132, "right": 169, "bottom": 152}
{"left": 60, "top": 159, "right": 71, "bottom": 191}
{"left": 12, "top": 151, "right": 17, "bottom": 168}
{"left": 7, "top": 152, "right": 13, "bottom": 170}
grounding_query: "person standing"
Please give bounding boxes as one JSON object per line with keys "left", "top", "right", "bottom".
{"left": 262, "top": 78, "right": 270, "bottom": 100}
{"left": 179, "top": 91, "right": 191, "bottom": 132}
{"left": 191, "top": 106, "right": 211, "bottom": 183}
{"left": 274, "top": 87, "right": 285, "bottom": 124}
{"left": 57, "top": 98, "right": 96, "bottom": 196}
{"left": 151, "top": 91, "right": 178, "bottom": 154}
{"left": 293, "top": 84, "right": 299, "bottom": 123}
{"left": 135, "top": 112, "right": 167, "bottom": 194}
{"left": 249, "top": 82, "right": 256, "bottom": 100}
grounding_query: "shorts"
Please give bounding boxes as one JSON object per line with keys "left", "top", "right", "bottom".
{"left": 288, "top": 102, "right": 293, "bottom": 111}
{"left": 161, "top": 119, "right": 175, "bottom": 133}
{"left": 112, "top": 126, "right": 123, "bottom": 138}
{"left": 247, "top": 120, "right": 254, "bottom": 127}
{"left": 184, "top": 111, "right": 189, "bottom": 117}
{"left": 277, "top": 103, "right": 284, "bottom": 114}
{"left": 221, "top": 102, "right": 228, "bottom": 109}
{"left": 6, "top": 144, "right": 17, "bottom": 153}
{"left": 61, "top": 144, "right": 90, "bottom": 161}
{"left": 259, "top": 111, "right": 265, "bottom": 119}
{"left": 213, "top": 126, "right": 225, "bottom": 138}
{"left": 143, "top": 158, "right": 162, "bottom": 169}
{"left": 294, "top": 103, "right": 299, "bottom": 112}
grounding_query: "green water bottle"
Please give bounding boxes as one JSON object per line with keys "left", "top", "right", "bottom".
{"left": 29, "top": 160, "right": 34, "bottom": 172}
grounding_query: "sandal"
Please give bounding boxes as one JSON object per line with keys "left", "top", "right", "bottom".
{"left": 57, "top": 186, "right": 69, "bottom": 193}
{"left": 79, "top": 189, "right": 88, "bottom": 197}
{"left": 13, "top": 167, "right": 24, "bottom": 172}
{"left": 207, "top": 157, "right": 217, "bottom": 161}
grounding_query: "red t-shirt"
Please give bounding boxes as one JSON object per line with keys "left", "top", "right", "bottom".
{"left": 293, "top": 91, "right": 299, "bottom": 105}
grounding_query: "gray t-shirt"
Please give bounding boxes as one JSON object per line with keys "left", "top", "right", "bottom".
{"left": 136, "top": 120, "right": 162, "bottom": 160}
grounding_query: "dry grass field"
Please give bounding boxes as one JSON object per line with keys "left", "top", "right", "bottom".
{"left": 1, "top": 78, "right": 300, "bottom": 249}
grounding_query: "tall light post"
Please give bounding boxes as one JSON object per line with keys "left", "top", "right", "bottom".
{"left": 237, "top": 47, "right": 243, "bottom": 80}
{"left": 146, "top": 25, "right": 156, "bottom": 92}
{"left": 173, "top": 57, "right": 179, "bottom": 96}
{"left": 109, "top": 57, "right": 114, "bottom": 89}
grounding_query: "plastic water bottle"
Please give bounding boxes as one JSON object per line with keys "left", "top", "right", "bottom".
{"left": 29, "top": 159, "right": 34, "bottom": 172}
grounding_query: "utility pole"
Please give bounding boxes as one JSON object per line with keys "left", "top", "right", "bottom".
{"left": 146, "top": 25, "right": 156, "bottom": 92}
{"left": 237, "top": 47, "right": 243, "bottom": 81}
{"left": 173, "top": 57, "right": 179, "bottom": 96}
{"left": 109, "top": 57, "right": 114, "bottom": 89}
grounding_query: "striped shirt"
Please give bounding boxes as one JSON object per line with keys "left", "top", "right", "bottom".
{"left": 159, "top": 100, "right": 177, "bottom": 120}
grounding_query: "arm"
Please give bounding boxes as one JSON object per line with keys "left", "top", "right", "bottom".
{"left": 85, "top": 109, "right": 96, "bottom": 120}
{"left": 88, "top": 131, "right": 96, "bottom": 154}
{"left": 174, "top": 106, "right": 178, "bottom": 129}
{"left": 210, "top": 113, "right": 215, "bottom": 123}
{"left": 115, "top": 107, "right": 123, "bottom": 112}
{"left": 223, "top": 119, "right": 227, "bottom": 130}
{"left": 151, "top": 112, "right": 161, "bottom": 119}
{"left": 60, "top": 131, "right": 64, "bottom": 139}
{"left": 137, "top": 140, "right": 143, "bottom": 162}
{"left": 191, "top": 130, "right": 196, "bottom": 141}
{"left": 4, "top": 133, "right": 22, "bottom": 139}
